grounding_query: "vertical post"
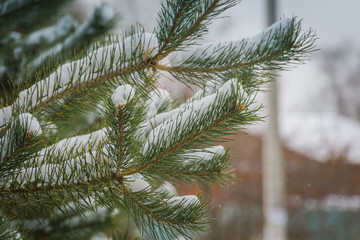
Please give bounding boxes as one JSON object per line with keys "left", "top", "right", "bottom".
{"left": 262, "top": 0, "right": 288, "bottom": 240}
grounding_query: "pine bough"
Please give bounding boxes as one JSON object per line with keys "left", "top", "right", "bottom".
{"left": 0, "top": 0, "right": 316, "bottom": 239}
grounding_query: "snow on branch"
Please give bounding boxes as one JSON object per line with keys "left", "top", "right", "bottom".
{"left": 145, "top": 88, "right": 171, "bottom": 118}
{"left": 121, "top": 183, "right": 206, "bottom": 240}
{"left": 0, "top": 113, "right": 42, "bottom": 165}
{"left": 181, "top": 146, "right": 226, "bottom": 163}
{"left": 125, "top": 174, "right": 150, "bottom": 193}
{"left": 139, "top": 79, "right": 240, "bottom": 163}
{"left": 156, "top": 0, "right": 237, "bottom": 56}
{"left": 111, "top": 84, "right": 135, "bottom": 107}
{"left": 160, "top": 17, "right": 316, "bottom": 74}
{"left": 0, "top": 32, "right": 158, "bottom": 128}
{"left": 38, "top": 128, "right": 107, "bottom": 156}
{"left": 1, "top": 150, "right": 109, "bottom": 188}
{"left": 149, "top": 145, "right": 231, "bottom": 185}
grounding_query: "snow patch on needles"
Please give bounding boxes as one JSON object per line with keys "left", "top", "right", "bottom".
{"left": 157, "top": 181, "right": 177, "bottom": 195}
{"left": 247, "top": 112, "right": 360, "bottom": 164}
{"left": 18, "top": 113, "right": 42, "bottom": 136}
{"left": 111, "top": 84, "right": 135, "bottom": 106}
{"left": 169, "top": 18, "right": 293, "bottom": 67}
{"left": 38, "top": 128, "right": 107, "bottom": 156}
{"left": 182, "top": 146, "right": 225, "bottom": 162}
{"left": 168, "top": 195, "right": 200, "bottom": 207}
{"left": 141, "top": 79, "right": 238, "bottom": 155}
{"left": 126, "top": 174, "right": 150, "bottom": 192}
{"left": 146, "top": 88, "right": 170, "bottom": 118}
{"left": 1, "top": 113, "right": 42, "bottom": 162}
{"left": 0, "top": 106, "right": 13, "bottom": 127}
{"left": 4, "top": 32, "right": 158, "bottom": 115}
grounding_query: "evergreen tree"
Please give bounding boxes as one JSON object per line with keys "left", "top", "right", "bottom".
{"left": 0, "top": 0, "right": 316, "bottom": 239}
{"left": 0, "top": 0, "right": 117, "bottom": 88}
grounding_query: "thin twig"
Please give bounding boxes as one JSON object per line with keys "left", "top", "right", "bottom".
{"left": 116, "top": 105, "right": 124, "bottom": 174}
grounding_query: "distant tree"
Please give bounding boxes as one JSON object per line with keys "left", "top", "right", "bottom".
{"left": 320, "top": 45, "right": 360, "bottom": 121}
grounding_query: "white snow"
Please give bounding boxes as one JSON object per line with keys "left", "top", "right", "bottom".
{"left": 247, "top": 112, "right": 360, "bottom": 164}
{"left": 126, "top": 174, "right": 150, "bottom": 192}
{"left": 145, "top": 108, "right": 181, "bottom": 131}
{"left": 17, "top": 113, "right": 42, "bottom": 136}
{"left": 10, "top": 32, "right": 158, "bottom": 112}
{"left": 2, "top": 149, "right": 105, "bottom": 187}
{"left": 168, "top": 18, "right": 292, "bottom": 67}
{"left": 142, "top": 79, "right": 238, "bottom": 155}
{"left": 157, "top": 181, "right": 177, "bottom": 195}
{"left": 145, "top": 88, "right": 170, "bottom": 118}
{"left": 0, "top": 65, "right": 6, "bottom": 77}
{"left": 181, "top": 146, "right": 226, "bottom": 163}
{"left": 280, "top": 113, "right": 360, "bottom": 164}
{"left": 111, "top": 84, "right": 135, "bottom": 106}
{"left": 167, "top": 195, "right": 199, "bottom": 207}
{"left": 38, "top": 128, "right": 107, "bottom": 157}
{"left": 0, "top": 105, "right": 12, "bottom": 127}
{"left": 90, "top": 233, "right": 109, "bottom": 240}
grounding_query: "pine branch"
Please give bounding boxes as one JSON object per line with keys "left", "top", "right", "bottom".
{"left": 155, "top": 18, "right": 317, "bottom": 77}
{"left": 0, "top": 132, "right": 29, "bottom": 170}
{"left": 121, "top": 80, "right": 257, "bottom": 177}
{"left": 116, "top": 105, "right": 125, "bottom": 174}
{"left": 0, "top": 175, "right": 113, "bottom": 195}
{"left": 146, "top": 146, "right": 234, "bottom": 185}
{"left": 122, "top": 108, "right": 238, "bottom": 177}
{"left": 121, "top": 184, "right": 207, "bottom": 240}
{"left": 157, "top": 0, "right": 187, "bottom": 54}
{"left": 155, "top": 0, "right": 237, "bottom": 60}
{"left": 24, "top": 15, "right": 78, "bottom": 51}
{"left": 0, "top": 31, "right": 158, "bottom": 135}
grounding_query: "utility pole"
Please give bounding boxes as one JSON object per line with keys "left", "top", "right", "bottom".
{"left": 262, "top": 0, "right": 288, "bottom": 240}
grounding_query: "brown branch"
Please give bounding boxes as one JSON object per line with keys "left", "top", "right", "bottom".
{"left": 116, "top": 105, "right": 124, "bottom": 174}
{"left": 0, "top": 175, "right": 113, "bottom": 194}
{"left": 154, "top": 44, "right": 294, "bottom": 74}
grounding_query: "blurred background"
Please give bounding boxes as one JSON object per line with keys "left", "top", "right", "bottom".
{"left": 4, "top": 0, "right": 360, "bottom": 239}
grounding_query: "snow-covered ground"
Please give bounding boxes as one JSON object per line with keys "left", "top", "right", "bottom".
{"left": 247, "top": 111, "right": 360, "bottom": 164}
